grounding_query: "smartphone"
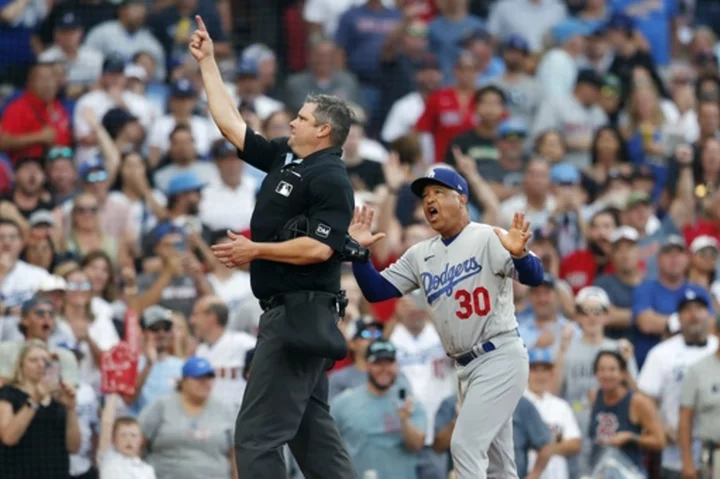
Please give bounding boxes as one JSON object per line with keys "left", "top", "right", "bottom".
{"left": 44, "top": 357, "right": 61, "bottom": 392}
{"left": 398, "top": 388, "right": 406, "bottom": 401}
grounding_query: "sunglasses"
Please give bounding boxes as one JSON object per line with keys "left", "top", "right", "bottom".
{"left": 148, "top": 322, "right": 172, "bottom": 332}
{"left": 67, "top": 281, "right": 92, "bottom": 291}
{"left": 697, "top": 248, "right": 718, "bottom": 257}
{"left": 85, "top": 170, "right": 109, "bottom": 184}
{"left": 578, "top": 306, "right": 607, "bottom": 315}
{"left": 48, "top": 147, "right": 73, "bottom": 160}
{"left": 74, "top": 205, "right": 99, "bottom": 215}
{"left": 32, "top": 308, "right": 54, "bottom": 318}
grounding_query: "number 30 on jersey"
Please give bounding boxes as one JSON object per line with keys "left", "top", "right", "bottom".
{"left": 454, "top": 287, "right": 491, "bottom": 319}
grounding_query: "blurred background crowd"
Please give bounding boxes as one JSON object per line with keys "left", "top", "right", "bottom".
{"left": 0, "top": 0, "right": 720, "bottom": 478}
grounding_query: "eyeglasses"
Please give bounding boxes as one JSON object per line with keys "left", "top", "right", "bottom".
{"left": 358, "top": 329, "right": 383, "bottom": 340}
{"left": 148, "top": 322, "right": 172, "bottom": 332}
{"left": 74, "top": 205, "right": 99, "bottom": 215}
{"left": 66, "top": 281, "right": 92, "bottom": 292}
{"left": 48, "top": 147, "right": 73, "bottom": 160}
{"left": 32, "top": 308, "right": 54, "bottom": 318}
{"left": 85, "top": 170, "right": 109, "bottom": 184}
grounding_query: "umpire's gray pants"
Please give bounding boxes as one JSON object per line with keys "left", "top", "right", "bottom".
{"left": 451, "top": 337, "right": 529, "bottom": 479}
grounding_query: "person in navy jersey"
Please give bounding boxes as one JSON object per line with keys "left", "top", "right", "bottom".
{"left": 610, "top": 0, "right": 680, "bottom": 67}
{"left": 632, "top": 238, "right": 714, "bottom": 367}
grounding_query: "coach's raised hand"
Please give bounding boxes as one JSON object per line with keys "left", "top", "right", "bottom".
{"left": 349, "top": 206, "right": 386, "bottom": 248}
{"left": 494, "top": 211, "right": 532, "bottom": 257}
{"left": 189, "top": 15, "right": 213, "bottom": 63}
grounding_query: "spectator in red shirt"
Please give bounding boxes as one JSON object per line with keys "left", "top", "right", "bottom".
{"left": 0, "top": 63, "right": 72, "bottom": 163}
{"left": 415, "top": 50, "right": 477, "bottom": 163}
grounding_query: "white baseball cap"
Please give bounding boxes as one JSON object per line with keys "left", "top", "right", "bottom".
{"left": 610, "top": 226, "right": 639, "bottom": 245}
{"left": 124, "top": 64, "right": 147, "bottom": 81}
{"left": 690, "top": 235, "right": 719, "bottom": 253}
{"left": 38, "top": 275, "right": 68, "bottom": 293}
{"left": 575, "top": 286, "right": 610, "bottom": 309}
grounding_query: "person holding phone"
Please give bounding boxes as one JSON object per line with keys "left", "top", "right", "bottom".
{"left": 0, "top": 339, "right": 81, "bottom": 479}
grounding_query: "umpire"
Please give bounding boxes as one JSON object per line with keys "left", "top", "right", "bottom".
{"left": 190, "top": 16, "right": 356, "bottom": 479}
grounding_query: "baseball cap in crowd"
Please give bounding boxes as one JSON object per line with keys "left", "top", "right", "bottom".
{"left": 141, "top": 305, "right": 173, "bottom": 329}
{"left": 47, "top": 146, "right": 74, "bottom": 162}
{"left": 102, "top": 107, "right": 138, "bottom": 139}
{"left": 497, "top": 118, "right": 528, "bottom": 140}
{"left": 676, "top": 284, "right": 712, "bottom": 312}
{"left": 606, "top": 12, "right": 635, "bottom": 33}
{"left": 459, "top": 27, "right": 491, "bottom": 47}
{"left": 610, "top": 226, "right": 639, "bottom": 245}
{"left": 353, "top": 319, "right": 384, "bottom": 341}
{"left": 241, "top": 43, "right": 276, "bottom": 65}
{"left": 410, "top": 166, "right": 469, "bottom": 198}
{"left": 29, "top": 209, "right": 56, "bottom": 228}
{"left": 551, "top": 163, "right": 580, "bottom": 186}
{"left": 38, "top": 275, "right": 68, "bottom": 293}
{"left": 660, "top": 234, "right": 686, "bottom": 253}
{"left": 532, "top": 225, "right": 557, "bottom": 245}
{"left": 552, "top": 19, "right": 592, "bottom": 44}
{"left": 575, "top": 286, "right": 610, "bottom": 309}
{"left": 56, "top": 12, "right": 82, "bottom": 30}
{"left": 538, "top": 272, "right": 556, "bottom": 288}
{"left": 182, "top": 357, "right": 216, "bottom": 378}
{"left": 123, "top": 64, "right": 147, "bottom": 82}
{"left": 148, "top": 221, "right": 186, "bottom": 252}
{"left": 102, "top": 53, "right": 126, "bottom": 74}
{"left": 528, "top": 348, "right": 554, "bottom": 365}
{"left": 236, "top": 57, "right": 259, "bottom": 78}
{"left": 211, "top": 139, "right": 236, "bottom": 159}
{"left": 690, "top": 235, "right": 719, "bottom": 254}
{"left": 624, "top": 191, "right": 651, "bottom": 210}
{"left": 503, "top": 34, "right": 530, "bottom": 54}
{"left": 366, "top": 339, "right": 397, "bottom": 363}
{"left": 15, "top": 156, "right": 44, "bottom": 172}
{"left": 576, "top": 69, "right": 603, "bottom": 89}
{"left": 166, "top": 171, "right": 205, "bottom": 197}
{"left": 21, "top": 295, "right": 55, "bottom": 317}
{"left": 78, "top": 159, "right": 108, "bottom": 184}
{"left": 170, "top": 78, "right": 197, "bottom": 98}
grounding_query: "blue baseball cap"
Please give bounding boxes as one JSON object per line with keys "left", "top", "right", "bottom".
{"left": 78, "top": 159, "right": 108, "bottom": 183}
{"left": 497, "top": 118, "right": 528, "bottom": 139}
{"left": 166, "top": 171, "right": 205, "bottom": 196}
{"left": 551, "top": 163, "right": 581, "bottom": 185}
{"left": 102, "top": 53, "right": 126, "bottom": 74}
{"left": 410, "top": 166, "right": 469, "bottom": 198}
{"left": 56, "top": 12, "right": 82, "bottom": 30}
{"left": 552, "top": 19, "right": 592, "bottom": 44}
{"left": 170, "top": 78, "right": 196, "bottom": 98}
{"left": 503, "top": 34, "right": 530, "bottom": 54}
{"left": 236, "top": 57, "right": 258, "bottom": 77}
{"left": 677, "top": 284, "right": 712, "bottom": 311}
{"left": 182, "top": 357, "right": 216, "bottom": 378}
{"left": 528, "top": 348, "right": 554, "bottom": 365}
{"left": 366, "top": 339, "right": 397, "bottom": 362}
{"left": 606, "top": 12, "right": 635, "bottom": 33}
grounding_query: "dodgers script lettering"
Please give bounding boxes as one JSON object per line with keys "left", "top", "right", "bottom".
{"left": 421, "top": 258, "right": 483, "bottom": 304}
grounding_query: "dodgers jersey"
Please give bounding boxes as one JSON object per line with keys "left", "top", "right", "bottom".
{"left": 382, "top": 222, "right": 519, "bottom": 355}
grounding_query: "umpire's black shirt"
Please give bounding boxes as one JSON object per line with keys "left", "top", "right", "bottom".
{"left": 238, "top": 128, "right": 354, "bottom": 300}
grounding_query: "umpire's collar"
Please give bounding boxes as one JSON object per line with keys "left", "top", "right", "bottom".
{"left": 297, "top": 145, "right": 343, "bottom": 163}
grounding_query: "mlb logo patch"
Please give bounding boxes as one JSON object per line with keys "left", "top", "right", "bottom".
{"left": 276, "top": 181, "right": 293, "bottom": 197}
{"left": 316, "top": 224, "right": 331, "bottom": 238}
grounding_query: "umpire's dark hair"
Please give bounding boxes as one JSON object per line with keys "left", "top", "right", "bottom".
{"left": 207, "top": 302, "right": 230, "bottom": 328}
{"left": 592, "top": 349, "right": 627, "bottom": 374}
{"left": 304, "top": 94, "right": 354, "bottom": 147}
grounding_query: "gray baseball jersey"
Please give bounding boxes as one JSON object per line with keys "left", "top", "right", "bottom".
{"left": 381, "top": 222, "right": 519, "bottom": 355}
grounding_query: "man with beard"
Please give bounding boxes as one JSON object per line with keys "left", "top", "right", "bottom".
{"left": 331, "top": 339, "right": 427, "bottom": 479}
{"left": 488, "top": 35, "right": 542, "bottom": 127}
{"left": 0, "top": 157, "right": 54, "bottom": 218}
{"left": 559, "top": 209, "right": 618, "bottom": 294}
{"left": 162, "top": 171, "right": 213, "bottom": 245}
{"left": 638, "top": 286, "right": 718, "bottom": 478}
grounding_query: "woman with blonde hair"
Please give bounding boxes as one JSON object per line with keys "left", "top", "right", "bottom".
{"left": 65, "top": 193, "right": 129, "bottom": 267}
{"left": 0, "top": 339, "right": 81, "bottom": 478}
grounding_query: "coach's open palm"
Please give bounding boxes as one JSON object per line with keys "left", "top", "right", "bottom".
{"left": 189, "top": 15, "right": 214, "bottom": 62}
{"left": 494, "top": 211, "right": 532, "bottom": 257}
{"left": 349, "top": 206, "right": 386, "bottom": 248}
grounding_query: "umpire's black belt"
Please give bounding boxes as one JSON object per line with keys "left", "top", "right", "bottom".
{"left": 452, "top": 329, "right": 521, "bottom": 367}
{"left": 260, "top": 291, "right": 341, "bottom": 313}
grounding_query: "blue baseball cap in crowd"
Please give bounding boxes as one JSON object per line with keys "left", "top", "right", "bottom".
{"left": 102, "top": 53, "right": 126, "bottom": 74}
{"left": 78, "top": 159, "right": 108, "bottom": 184}
{"left": 503, "top": 34, "right": 530, "bottom": 54}
{"left": 236, "top": 57, "right": 259, "bottom": 77}
{"left": 552, "top": 19, "right": 592, "bottom": 44}
{"left": 170, "top": 78, "right": 197, "bottom": 98}
{"left": 528, "top": 348, "right": 554, "bottom": 365}
{"left": 166, "top": 171, "right": 205, "bottom": 196}
{"left": 497, "top": 118, "right": 528, "bottom": 140}
{"left": 182, "top": 357, "right": 216, "bottom": 378}
{"left": 677, "top": 284, "right": 712, "bottom": 312}
{"left": 410, "top": 166, "right": 469, "bottom": 198}
{"left": 551, "top": 163, "right": 581, "bottom": 185}
{"left": 606, "top": 12, "right": 635, "bottom": 33}
{"left": 56, "top": 12, "right": 82, "bottom": 30}
{"left": 366, "top": 339, "right": 397, "bottom": 362}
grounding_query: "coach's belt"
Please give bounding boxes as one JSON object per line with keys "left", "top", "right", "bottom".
{"left": 452, "top": 329, "right": 520, "bottom": 367}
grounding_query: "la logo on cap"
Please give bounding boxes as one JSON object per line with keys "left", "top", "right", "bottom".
{"left": 427, "top": 169, "right": 435, "bottom": 178}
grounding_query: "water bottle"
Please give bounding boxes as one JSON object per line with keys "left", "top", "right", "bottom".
{"left": 363, "top": 470, "right": 378, "bottom": 479}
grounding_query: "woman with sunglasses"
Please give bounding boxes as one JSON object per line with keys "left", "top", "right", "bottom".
{"left": 59, "top": 267, "right": 119, "bottom": 394}
{"left": 588, "top": 350, "right": 665, "bottom": 475}
{"left": 139, "top": 356, "right": 237, "bottom": 479}
{"left": 65, "top": 193, "right": 125, "bottom": 267}
{"left": 0, "top": 339, "right": 81, "bottom": 479}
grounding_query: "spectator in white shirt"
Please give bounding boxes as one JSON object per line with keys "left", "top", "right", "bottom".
{"left": 535, "top": 19, "right": 591, "bottom": 99}
{"left": 83, "top": 0, "right": 166, "bottom": 81}
{"left": 146, "top": 79, "right": 220, "bottom": 168}
{"left": 190, "top": 295, "right": 256, "bottom": 415}
{"left": 152, "top": 125, "right": 220, "bottom": 193}
{"left": 488, "top": 0, "right": 567, "bottom": 53}
{"left": 199, "top": 140, "right": 257, "bottom": 233}
{"left": 524, "top": 348, "right": 582, "bottom": 479}
{"left": 39, "top": 12, "right": 103, "bottom": 100}
{"left": 499, "top": 157, "right": 556, "bottom": 230}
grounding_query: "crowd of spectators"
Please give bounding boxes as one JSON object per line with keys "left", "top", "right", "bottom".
{"left": 0, "top": 0, "right": 719, "bottom": 478}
